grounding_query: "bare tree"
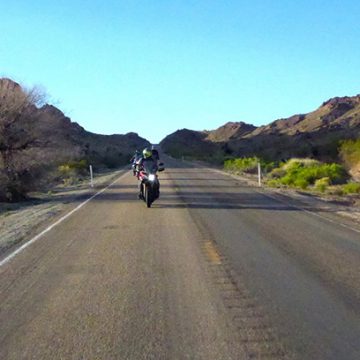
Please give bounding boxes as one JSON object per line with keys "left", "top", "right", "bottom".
{"left": 0, "top": 78, "right": 46, "bottom": 201}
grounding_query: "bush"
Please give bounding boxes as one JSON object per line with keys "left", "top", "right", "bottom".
{"left": 294, "top": 178, "right": 309, "bottom": 189}
{"left": 58, "top": 159, "right": 88, "bottom": 173}
{"left": 314, "top": 177, "right": 330, "bottom": 192}
{"left": 224, "top": 156, "right": 280, "bottom": 175}
{"left": 339, "top": 139, "right": 360, "bottom": 169}
{"left": 269, "top": 158, "right": 348, "bottom": 190}
{"left": 268, "top": 167, "right": 286, "bottom": 179}
{"left": 282, "top": 158, "right": 320, "bottom": 170}
{"left": 58, "top": 159, "right": 89, "bottom": 185}
{"left": 224, "top": 157, "right": 259, "bottom": 173}
{"left": 342, "top": 182, "right": 360, "bottom": 194}
{"left": 266, "top": 179, "right": 282, "bottom": 187}
{"left": 260, "top": 160, "right": 277, "bottom": 174}
{"left": 331, "top": 187, "right": 344, "bottom": 196}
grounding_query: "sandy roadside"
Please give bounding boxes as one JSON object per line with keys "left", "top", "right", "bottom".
{"left": 0, "top": 168, "right": 132, "bottom": 257}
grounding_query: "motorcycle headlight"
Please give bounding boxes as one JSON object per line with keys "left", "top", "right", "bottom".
{"left": 148, "top": 174, "right": 156, "bottom": 181}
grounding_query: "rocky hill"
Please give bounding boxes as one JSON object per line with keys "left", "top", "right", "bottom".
{"left": 0, "top": 78, "right": 149, "bottom": 169}
{"left": 159, "top": 129, "right": 221, "bottom": 160}
{"left": 205, "top": 122, "right": 257, "bottom": 142}
{"left": 0, "top": 78, "right": 150, "bottom": 200}
{"left": 35, "top": 104, "right": 149, "bottom": 168}
{"left": 161, "top": 95, "right": 360, "bottom": 162}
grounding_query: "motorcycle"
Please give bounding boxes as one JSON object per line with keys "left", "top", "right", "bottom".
{"left": 131, "top": 161, "right": 138, "bottom": 176}
{"left": 131, "top": 155, "right": 142, "bottom": 176}
{"left": 138, "top": 162, "right": 164, "bottom": 208}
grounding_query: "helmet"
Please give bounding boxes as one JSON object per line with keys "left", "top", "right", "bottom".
{"left": 143, "top": 148, "right": 152, "bottom": 158}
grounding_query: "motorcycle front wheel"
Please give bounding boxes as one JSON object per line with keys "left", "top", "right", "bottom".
{"left": 145, "top": 186, "right": 152, "bottom": 208}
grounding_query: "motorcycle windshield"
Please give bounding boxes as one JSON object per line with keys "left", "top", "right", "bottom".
{"left": 142, "top": 161, "right": 157, "bottom": 174}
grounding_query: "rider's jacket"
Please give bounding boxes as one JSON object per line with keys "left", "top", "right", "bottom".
{"left": 151, "top": 149, "right": 160, "bottom": 161}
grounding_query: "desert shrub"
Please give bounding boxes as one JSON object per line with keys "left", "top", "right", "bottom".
{"left": 339, "top": 139, "right": 360, "bottom": 168}
{"left": 331, "top": 187, "right": 344, "bottom": 196}
{"left": 314, "top": 177, "right": 330, "bottom": 192}
{"left": 225, "top": 157, "right": 280, "bottom": 176}
{"left": 266, "top": 179, "right": 282, "bottom": 187}
{"left": 58, "top": 159, "right": 88, "bottom": 172}
{"left": 224, "top": 157, "right": 260, "bottom": 173}
{"left": 269, "top": 158, "right": 348, "bottom": 189}
{"left": 260, "top": 160, "right": 277, "bottom": 173}
{"left": 282, "top": 158, "right": 320, "bottom": 170}
{"left": 342, "top": 182, "right": 360, "bottom": 194}
{"left": 294, "top": 178, "right": 310, "bottom": 189}
{"left": 268, "top": 167, "right": 286, "bottom": 179}
{"left": 58, "top": 159, "right": 88, "bottom": 185}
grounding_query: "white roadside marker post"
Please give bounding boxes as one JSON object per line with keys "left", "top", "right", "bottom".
{"left": 258, "top": 162, "right": 262, "bottom": 187}
{"left": 90, "top": 165, "right": 94, "bottom": 188}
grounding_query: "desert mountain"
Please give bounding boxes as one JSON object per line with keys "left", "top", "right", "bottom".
{"left": 249, "top": 96, "right": 360, "bottom": 137}
{"left": 0, "top": 78, "right": 150, "bottom": 169}
{"left": 1, "top": 78, "right": 151, "bottom": 200}
{"left": 159, "top": 129, "right": 220, "bottom": 159}
{"left": 205, "top": 122, "right": 257, "bottom": 142}
{"left": 35, "top": 103, "right": 149, "bottom": 168}
{"left": 161, "top": 95, "right": 360, "bottom": 162}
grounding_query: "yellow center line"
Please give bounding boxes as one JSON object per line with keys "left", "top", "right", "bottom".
{"left": 203, "top": 241, "right": 222, "bottom": 265}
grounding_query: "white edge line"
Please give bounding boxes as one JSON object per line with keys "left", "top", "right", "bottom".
{"left": 0, "top": 171, "right": 129, "bottom": 268}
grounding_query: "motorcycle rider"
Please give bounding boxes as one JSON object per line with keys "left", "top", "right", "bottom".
{"left": 151, "top": 145, "right": 160, "bottom": 162}
{"left": 130, "top": 150, "right": 142, "bottom": 176}
{"left": 130, "top": 149, "right": 141, "bottom": 163}
{"left": 137, "top": 147, "right": 159, "bottom": 199}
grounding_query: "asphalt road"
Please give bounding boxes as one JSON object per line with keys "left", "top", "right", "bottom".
{"left": 1, "top": 157, "right": 360, "bottom": 359}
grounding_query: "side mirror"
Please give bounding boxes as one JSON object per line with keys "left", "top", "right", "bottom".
{"left": 158, "top": 162, "right": 165, "bottom": 172}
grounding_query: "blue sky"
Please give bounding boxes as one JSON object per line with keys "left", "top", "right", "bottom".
{"left": 1, "top": 0, "right": 359, "bottom": 143}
